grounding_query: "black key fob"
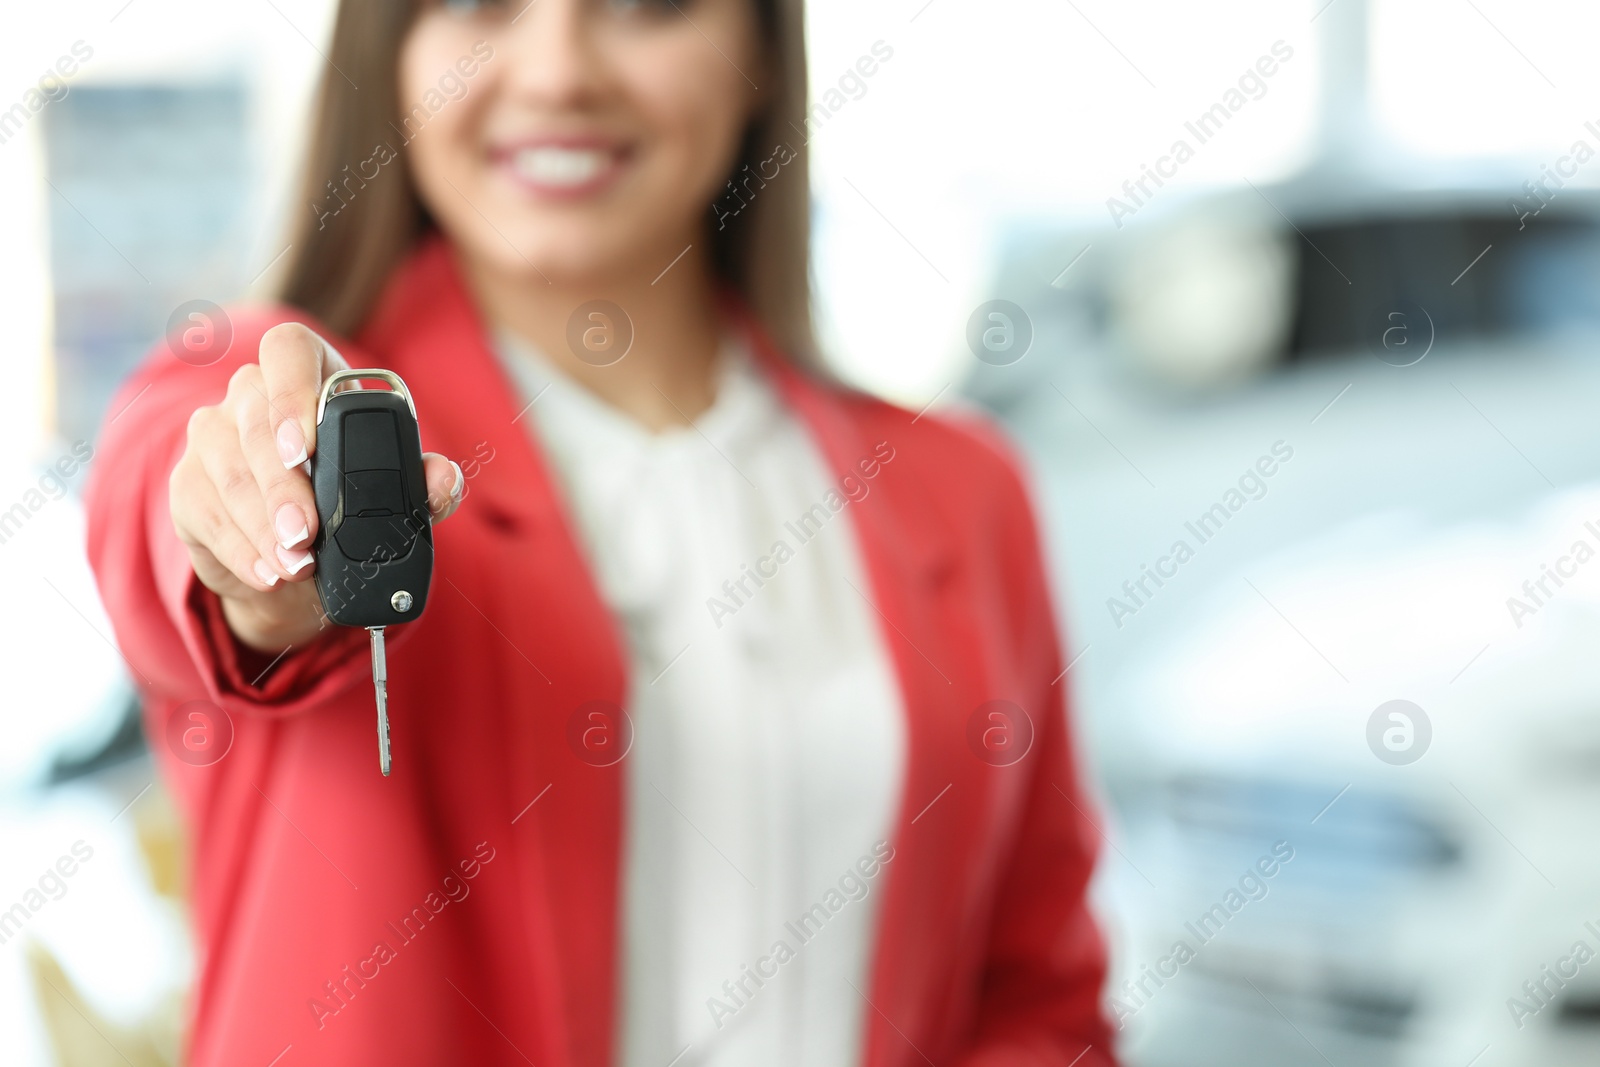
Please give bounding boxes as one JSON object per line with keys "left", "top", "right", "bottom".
{"left": 310, "top": 370, "right": 434, "bottom": 628}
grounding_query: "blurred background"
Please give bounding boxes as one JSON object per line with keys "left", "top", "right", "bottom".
{"left": 3, "top": 0, "right": 1599, "bottom": 1063}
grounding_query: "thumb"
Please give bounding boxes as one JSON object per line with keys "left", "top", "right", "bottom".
{"left": 423, "top": 453, "right": 465, "bottom": 522}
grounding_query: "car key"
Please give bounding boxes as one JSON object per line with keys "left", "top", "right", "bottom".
{"left": 310, "top": 370, "right": 434, "bottom": 776}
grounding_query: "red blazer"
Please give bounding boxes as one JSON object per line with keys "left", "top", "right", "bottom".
{"left": 86, "top": 237, "right": 1115, "bottom": 1067}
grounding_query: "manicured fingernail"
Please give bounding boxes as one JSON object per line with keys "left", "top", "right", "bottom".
{"left": 253, "top": 559, "right": 280, "bottom": 586}
{"left": 277, "top": 420, "right": 308, "bottom": 468}
{"left": 276, "top": 545, "right": 314, "bottom": 574}
{"left": 274, "top": 503, "right": 310, "bottom": 547}
{"left": 450, "top": 461, "right": 464, "bottom": 503}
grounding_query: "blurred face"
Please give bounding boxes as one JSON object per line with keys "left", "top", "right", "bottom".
{"left": 400, "top": 0, "right": 763, "bottom": 284}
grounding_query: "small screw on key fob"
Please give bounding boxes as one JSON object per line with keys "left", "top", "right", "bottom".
{"left": 310, "top": 370, "right": 434, "bottom": 776}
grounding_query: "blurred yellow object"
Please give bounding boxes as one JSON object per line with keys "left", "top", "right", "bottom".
{"left": 130, "top": 774, "right": 187, "bottom": 904}
{"left": 27, "top": 938, "right": 181, "bottom": 1067}
{"left": 23, "top": 768, "right": 191, "bottom": 1067}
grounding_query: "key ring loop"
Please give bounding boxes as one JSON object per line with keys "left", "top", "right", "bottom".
{"left": 316, "top": 369, "right": 418, "bottom": 425}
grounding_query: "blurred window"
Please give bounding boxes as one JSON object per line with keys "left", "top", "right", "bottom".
{"left": 44, "top": 83, "right": 249, "bottom": 443}
{"left": 1370, "top": 0, "right": 1600, "bottom": 161}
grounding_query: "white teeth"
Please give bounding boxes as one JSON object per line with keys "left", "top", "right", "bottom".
{"left": 511, "top": 147, "right": 609, "bottom": 187}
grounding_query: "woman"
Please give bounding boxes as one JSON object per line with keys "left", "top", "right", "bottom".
{"left": 86, "top": 0, "right": 1114, "bottom": 1064}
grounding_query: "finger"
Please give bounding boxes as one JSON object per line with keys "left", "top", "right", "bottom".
{"left": 258, "top": 322, "right": 348, "bottom": 471}
{"left": 188, "top": 534, "right": 326, "bottom": 650}
{"left": 422, "top": 453, "right": 465, "bottom": 522}
{"left": 232, "top": 364, "right": 321, "bottom": 562}
{"left": 184, "top": 539, "right": 254, "bottom": 601}
{"left": 196, "top": 400, "right": 311, "bottom": 584}
{"left": 172, "top": 454, "right": 284, "bottom": 594}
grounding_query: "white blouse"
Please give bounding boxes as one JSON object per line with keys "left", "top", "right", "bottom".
{"left": 496, "top": 330, "right": 907, "bottom": 1067}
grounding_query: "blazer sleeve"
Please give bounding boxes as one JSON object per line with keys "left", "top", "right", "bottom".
{"left": 84, "top": 307, "right": 375, "bottom": 720}
{"left": 956, "top": 423, "right": 1118, "bottom": 1067}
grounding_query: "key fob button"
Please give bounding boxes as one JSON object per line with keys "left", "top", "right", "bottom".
{"left": 336, "top": 515, "right": 420, "bottom": 563}
{"left": 342, "top": 411, "right": 403, "bottom": 470}
{"left": 341, "top": 470, "right": 406, "bottom": 522}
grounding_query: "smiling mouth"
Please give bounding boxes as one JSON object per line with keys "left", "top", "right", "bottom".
{"left": 498, "top": 144, "right": 629, "bottom": 197}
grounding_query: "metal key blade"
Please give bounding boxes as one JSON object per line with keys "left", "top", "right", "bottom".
{"left": 369, "top": 626, "right": 391, "bottom": 776}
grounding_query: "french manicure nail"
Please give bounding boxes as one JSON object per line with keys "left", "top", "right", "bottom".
{"left": 450, "top": 461, "right": 465, "bottom": 503}
{"left": 253, "top": 559, "right": 280, "bottom": 587}
{"left": 276, "top": 545, "right": 315, "bottom": 575}
{"left": 277, "top": 420, "right": 308, "bottom": 468}
{"left": 274, "top": 503, "right": 310, "bottom": 547}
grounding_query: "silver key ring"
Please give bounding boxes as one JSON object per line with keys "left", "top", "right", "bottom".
{"left": 316, "top": 369, "right": 418, "bottom": 425}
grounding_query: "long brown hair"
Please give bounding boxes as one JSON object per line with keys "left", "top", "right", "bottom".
{"left": 276, "top": 0, "right": 815, "bottom": 363}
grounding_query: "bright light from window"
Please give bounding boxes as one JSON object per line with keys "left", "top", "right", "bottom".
{"left": 805, "top": 0, "right": 1321, "bottom": 400}
{"left": 1370, "top": 0, "right": 1600, "bottom": 161}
